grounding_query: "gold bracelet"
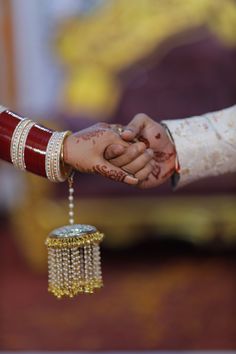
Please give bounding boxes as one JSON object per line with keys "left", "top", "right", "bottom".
{"left": 60, "top": 130, "right": 73, "bottom": 179}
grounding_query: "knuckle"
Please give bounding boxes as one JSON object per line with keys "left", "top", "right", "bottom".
{"left": 108, "top": 143, "right": 117, "bottom": 152}
{"left": 105, "top": 145, "right": 113, "bottom": 154}
{"left": 124, "top": 145, "right": 136, "bottom": 158}
{"left": 134, "top": 112, "right": 150, "bottom": 122}
{"left": 135, "top": 170, "right": 146, "bottom": 181}
{"left": 131, "top": 145, "right": 139, "bottom": 156}
{"left": 123, "top": 166, "right": 133, "bottom": 174}
{"left": 107, "top": 130, "right": 117, "bottom": 140}
{"left": 97, "top": 122, "right": 110, "bottom": 128}
{"left": 134, "top": 112, "right": 146, "bottom": 120}
{"left": 144, "top": 149, "right": 154, "bottom": 160}
{"left": 120, "top": 148, "right": 133, "bottom": 161}
{"left": 111, "top": 155, "right": 124, "bottom": 166}
{"left": 133, "top": 142, "right": 145, "bottom": 154}
{"left": 106, "top": 150, "right": 115, "bottom": 160}
{"left": 136, "top": 164, "right": 153, "bottom": 180}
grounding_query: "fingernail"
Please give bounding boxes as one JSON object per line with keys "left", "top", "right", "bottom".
{"left": 147, "top": 148, "right": 154, "bottom": 156}
{"left": 122, "top": 128, "right": 133, "bottom": 134}
{"left": 124, "top": 175, "right": 139, "bottom": 185}
{"left": 114, "top": 145, "right": 125, "bottom": 154}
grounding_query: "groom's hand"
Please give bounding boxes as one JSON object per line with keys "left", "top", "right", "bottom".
{"left": 105, "top": 114, "right": 177, "bottom": 188}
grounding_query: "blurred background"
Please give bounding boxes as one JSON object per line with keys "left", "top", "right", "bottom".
{"left": 0, "top": 0, "right": 236, "bottom": 351}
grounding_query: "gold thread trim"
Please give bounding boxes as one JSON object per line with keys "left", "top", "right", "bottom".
{"left": 45, "top": 231, "right": 104, "bottom": 248}
{"left": 48, "top": 279, "right": 103, "bottom": 298}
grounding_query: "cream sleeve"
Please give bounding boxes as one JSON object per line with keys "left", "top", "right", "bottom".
{"left": 161, "top": 105, "right": 236, "bottom": 187}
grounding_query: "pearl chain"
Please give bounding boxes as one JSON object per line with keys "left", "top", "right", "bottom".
{"left": 68, "top": 173, "right": 75, "bottom": 224}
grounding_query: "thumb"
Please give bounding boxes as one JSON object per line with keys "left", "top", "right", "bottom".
{"left": 104, "top": 144, "right": 126, "bottom": 160}
{"left": 93, "top": 161, "right": 139, "bottom": 185}
{"left": 121, "top": 113, "right": 149, "bottom": 141}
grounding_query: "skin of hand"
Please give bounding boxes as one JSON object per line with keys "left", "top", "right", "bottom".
{"left": 105, "top": 114, "right": 176, "bottom": 188}
{"left": 63, "top": 122, "right": 154, "bottom": 185}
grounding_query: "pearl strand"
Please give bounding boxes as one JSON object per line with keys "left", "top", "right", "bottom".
{"left": 68, "top": 174, "right": 75, "bottom": 225}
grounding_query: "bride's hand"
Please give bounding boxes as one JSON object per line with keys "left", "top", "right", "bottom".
{"left": 63, "top": 123, "right": 153, "bottom": 185}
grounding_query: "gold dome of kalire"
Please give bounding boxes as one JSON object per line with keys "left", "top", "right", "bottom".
{"left": 45, "top": 224, "right": 104, "bottom": 299}
{"left": 46, "top": 224, "right": 104, "bottom": 246}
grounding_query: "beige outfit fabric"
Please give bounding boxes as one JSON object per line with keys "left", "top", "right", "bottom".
{"left": 162, "top": 105, "right": 236, "bottom": 187}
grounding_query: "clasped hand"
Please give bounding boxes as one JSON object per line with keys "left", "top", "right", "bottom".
{"left": 64, "top": 114, "right": 176, "bottom": 189}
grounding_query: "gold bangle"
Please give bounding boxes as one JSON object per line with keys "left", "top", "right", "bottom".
{"left": 60, "top": 131, "right": 73, "bottom": 179}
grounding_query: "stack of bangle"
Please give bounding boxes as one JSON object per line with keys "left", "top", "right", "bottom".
{"left": 10, "top": 118, "right": 35, "bottom": 171}
{"left": 45, "top": 131, "right": 72, "bottom": 182}
{"left": 0, "top": 107, "right": 72, "bottom": 182}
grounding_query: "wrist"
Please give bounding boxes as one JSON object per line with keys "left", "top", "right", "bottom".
{"left": 161, "top": 122, "right": 180, "bottom": 174}
{"left": 62, "top": 133, "right": 74, "bottom": 165}
{"left": 60, "top": 131, "right": 73, "bottom": 178}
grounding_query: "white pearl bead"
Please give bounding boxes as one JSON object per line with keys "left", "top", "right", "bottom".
{"left": 69, "top": 211, "right": 74, "bottom": 217}
{"left": 68, "top": 196, "right": 73, "bottom": 201}
{"left": 69, "top": 188, "right": 74, "bottom": 193}
{"left": 69, "top": 203, "right": 74, "bottom": 208}
{"left": 69, "top": 218, "right": 74, "bottom": 224}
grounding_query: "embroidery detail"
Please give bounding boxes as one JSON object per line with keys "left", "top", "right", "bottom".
{"left": 162, "top": 105, "right": 236, "bottom": 187}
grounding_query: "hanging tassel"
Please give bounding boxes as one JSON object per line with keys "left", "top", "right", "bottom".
{"left": 45, "top": 174, "right": 104, "bottom": 298}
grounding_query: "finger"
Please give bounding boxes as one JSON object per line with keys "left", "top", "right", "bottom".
{"left": 104, "top": 144, "right": 126, "bottom": 160}
{"left": 135, "top": 161, "right": 154, "bottom": 181}
{"left": 137, "top": 177, "right": 152, "bottom": 189}
{"left": 137, "top": 172, "right": 164, "bottom": 189}
{"left": 108, "top": 141, "right": 146, "bottom": 167}
{"left": 93, "top": 161, "right": 139, "bottom": 185}
{"left": 122, "top": 148, "right": 154, "bottom": 174}
{"left": 121, "top": 113, "right": 151, "bottom": 141}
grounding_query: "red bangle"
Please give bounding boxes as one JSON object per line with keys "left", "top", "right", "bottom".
{"left": 0, "top": 109, "right": 24, "bottom": 162}
{"left": 24, "top": 124, "right": 53, "bottom": 177}
{"left": 0, "top": 108, "right": 54, "bottom": 178}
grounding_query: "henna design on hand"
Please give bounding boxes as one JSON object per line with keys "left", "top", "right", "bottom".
{"left": 138, "top": 136, "right": 150, "bottom": 148}
{"left": 74, "top": 129, "right": 106, "bottom": 144}
{"left": 154, "top": 151, "right": 175, "bottom": 163}
{"left": 151, "top": 163, "right": 161, "bottom": 180}
{"left": 93, "top": 164, "right": 127, "bottom": 182}
{"left": 75, "top": 163, "right": 127, "bottom": 182}
{"left": 161, "top": 166, "right": 176, "bottom": 180}
{"left": 97, "top": 122, "right": 110, "bottom": 129}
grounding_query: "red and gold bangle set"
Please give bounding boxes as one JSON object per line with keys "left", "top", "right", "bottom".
{"left": 0, "top": 106, "right": 105, "bottom": 299}
{"left": 0, "top": 106, "right": 108, "bottom": 299}
{"left": 0, "top": 106, "right": 71, "bottom": 182}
